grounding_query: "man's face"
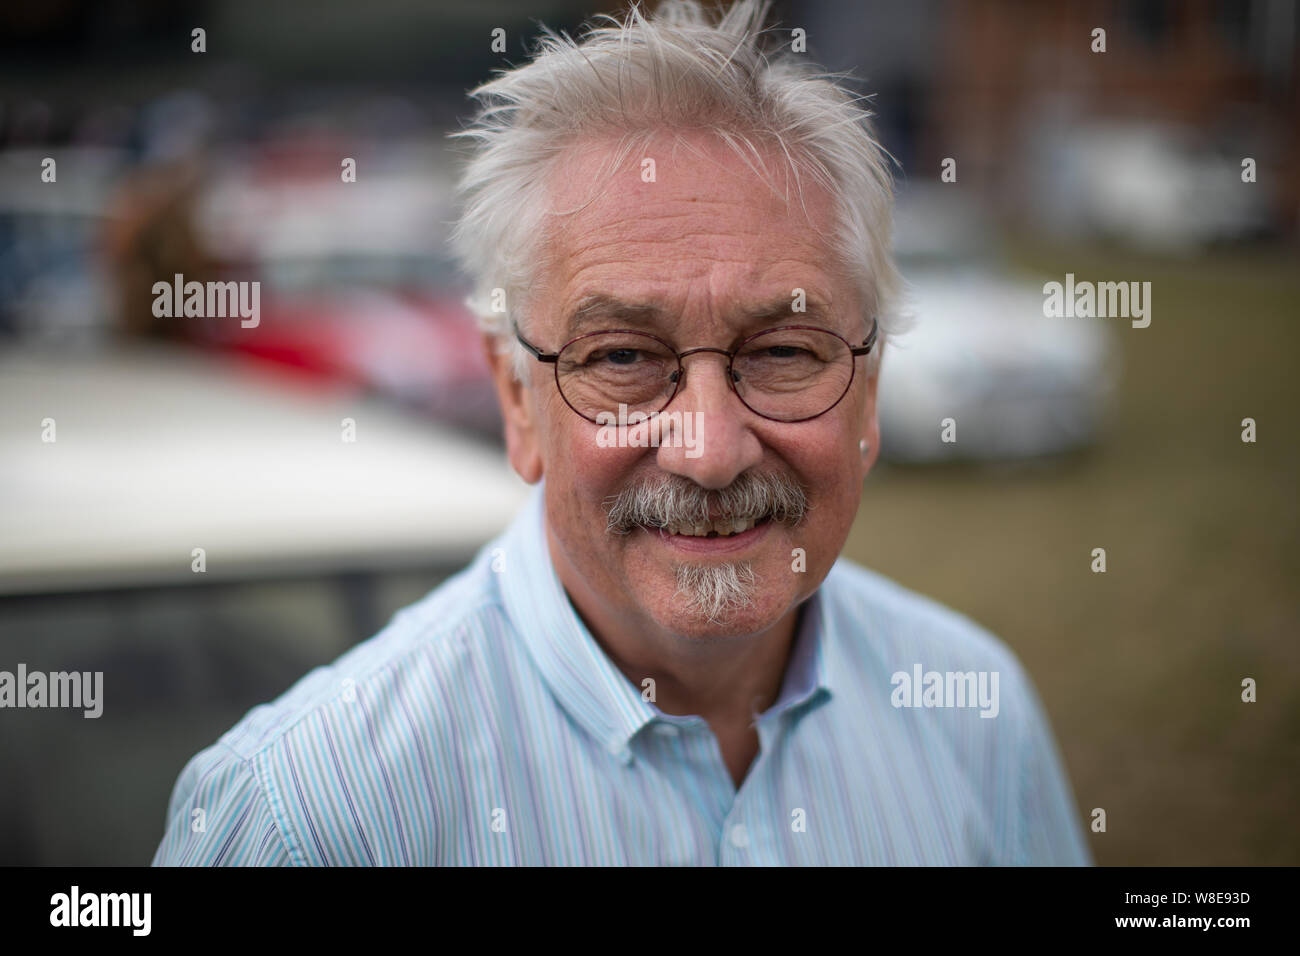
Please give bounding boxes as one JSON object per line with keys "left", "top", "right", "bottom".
{"left": 489, "top": 132, "right": 881, "bottom": 641}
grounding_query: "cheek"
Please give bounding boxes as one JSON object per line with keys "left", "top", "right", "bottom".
{"left": 782, "top": 417, "right": 859, "bottom": 490}
{"left": 776, "top": 423, "right": 862, "bottom": 544}
{"left": 546, "top": 419, "right": 643, "bottom": 516}
{"left": 807, "top": 454, "right": 861, "bottom": 524}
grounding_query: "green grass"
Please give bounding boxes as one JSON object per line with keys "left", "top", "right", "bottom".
{"left": 844, "top": 241, "right": 1300, "bottom": 864}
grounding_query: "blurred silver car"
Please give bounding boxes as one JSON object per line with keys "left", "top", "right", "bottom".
{"left": 878, "top": 186, "right": 1118, "bottom": 463}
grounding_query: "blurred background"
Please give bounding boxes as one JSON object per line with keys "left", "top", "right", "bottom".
{"left": 0, "top": 0, "right": 1295, "bottom": 865}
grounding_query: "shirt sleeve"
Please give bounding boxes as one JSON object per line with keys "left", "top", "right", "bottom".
{"left": 1014, "top": 676, "right": 1093, "bottom": 866}
{"left": 152, "top": 742, "right": 294, "bottom": 867}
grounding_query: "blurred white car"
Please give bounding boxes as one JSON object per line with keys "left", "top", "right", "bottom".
{"left": 1022, "top": 119, "right": 1275, "bottom": 252}
{"left": 877, "top": 186, "right": 1118, "bottom": 463}
{"left": 0, "top": 345, "right": 528, "bottom": 595}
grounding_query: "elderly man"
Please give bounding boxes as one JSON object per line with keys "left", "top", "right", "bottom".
{"left": 154, "top": 0, "right": 1089, "bottom": 866}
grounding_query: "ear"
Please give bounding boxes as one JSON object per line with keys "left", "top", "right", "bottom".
{"left": 858, "top": 359, "right": 882, "bottom": 480}
{"left": 484, "top": 334, "right": 544, "bottom": 484}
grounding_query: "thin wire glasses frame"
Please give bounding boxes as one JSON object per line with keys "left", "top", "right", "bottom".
{"left": 513, "top": 316, "right": 879, "bottom": 424}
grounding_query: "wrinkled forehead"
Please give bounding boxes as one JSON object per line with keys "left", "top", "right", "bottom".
{"left": 534, "top": 131, "right": 855, "bottom": 339}
{"left": 543, "top": 129, "right": 836, "bottom": 239}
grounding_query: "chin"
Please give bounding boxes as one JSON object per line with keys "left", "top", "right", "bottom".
{"left": 652, "top": 568, "right": 798, "bottom": 642}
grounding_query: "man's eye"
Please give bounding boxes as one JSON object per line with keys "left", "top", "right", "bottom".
{"left": 595, "top": 349, "right": 641, "bottom": 366}
{"left": 763, "top": 346, "right": 808, "bottom": 359}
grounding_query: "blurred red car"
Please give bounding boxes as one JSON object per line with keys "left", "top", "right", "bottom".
{"left": 191, "top": 141, "right": 501, "bottom": 438}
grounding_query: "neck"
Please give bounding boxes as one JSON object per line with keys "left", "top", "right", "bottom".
{"left": 546, "top": 524, "right": 801, "bottom": 724}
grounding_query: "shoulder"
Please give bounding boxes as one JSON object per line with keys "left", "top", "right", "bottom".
{"left": 156, "top": 544, "right": 515, "bottom": 865}
{"left": 821, "top": 557, "right": 1031, "bottom": 696}
{"left": 228, "top": 539, "right": 520, "bottom": 755}
{"left": 815, "top": 557, "right": 1057, "bottom": 762}
{"left": 826, "top": 561, "right": 1092, "bottom": 868}
{"left": 818, "top": 558, "right": 1091, "bottom": 864}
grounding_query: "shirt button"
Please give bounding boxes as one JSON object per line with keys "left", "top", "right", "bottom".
{"left": 653, "top": 723, "right": 680, "bottom": 737}
{"left": 729, "top": 824, "right": 749, "bottom": 849}
{"left": 606, "top": 738, "right": 633, "bottom": 765}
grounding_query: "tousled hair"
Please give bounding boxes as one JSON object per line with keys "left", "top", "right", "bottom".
{"left": 450, "top": 0, "right": 905, "bottom": 380}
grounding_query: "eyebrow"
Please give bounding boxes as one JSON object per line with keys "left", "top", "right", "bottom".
{"left": 567, "top": 295, "right": 663, "bottom": 334}
{"left": 563, "top": 292, "right": 841, "bottom": 340}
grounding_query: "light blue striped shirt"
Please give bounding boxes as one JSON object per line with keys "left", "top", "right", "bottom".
{"left": 153, "top": 482, "right": 1091, "bottom": 866}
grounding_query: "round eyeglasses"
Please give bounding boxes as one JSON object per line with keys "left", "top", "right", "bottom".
{"left": 514, "top": 317, "right": 878, "bottom": 424}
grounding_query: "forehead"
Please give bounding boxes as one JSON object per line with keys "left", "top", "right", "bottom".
{"left": 538, "top": 132, "right": 854, "bottom": 335}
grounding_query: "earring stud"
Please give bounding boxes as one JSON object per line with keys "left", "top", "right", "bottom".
{"left": 859, "top": 439, "right": 870, "bottom": 456}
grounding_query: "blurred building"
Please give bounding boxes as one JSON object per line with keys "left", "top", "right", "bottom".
{"left": 932, "top": 0, "right": 1298, "bottom": 241}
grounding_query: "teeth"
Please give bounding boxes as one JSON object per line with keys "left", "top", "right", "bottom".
{"left": 665, "top": 515, "right": 759, "bottom": 537}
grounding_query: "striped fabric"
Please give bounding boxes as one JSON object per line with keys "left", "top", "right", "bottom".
{"left": 153, "top": 481, "right": 1091, "bottom": 866}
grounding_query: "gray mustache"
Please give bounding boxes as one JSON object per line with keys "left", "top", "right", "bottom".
{"left": 604, "top": 471, "right": 809, "bottom": 535}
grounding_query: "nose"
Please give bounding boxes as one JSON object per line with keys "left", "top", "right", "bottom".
{"left": 654, "top": 349, "right": 763, "bottom": 489}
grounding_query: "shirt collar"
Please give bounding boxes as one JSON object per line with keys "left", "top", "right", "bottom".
{"left": 772, "top": 591, "right": 833, "bottom": 716}
{"left": 498, "top": 481, "right": 834, "bottom": 759}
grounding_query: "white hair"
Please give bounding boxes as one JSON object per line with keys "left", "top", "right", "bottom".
{"left": 450, "top": 0, "right": 905, "bottom": 381}
{"left": 675, "top": 560, "right": 758, "bottom": 627}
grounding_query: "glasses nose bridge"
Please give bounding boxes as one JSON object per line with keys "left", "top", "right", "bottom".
{"left": 672, "top": 345, "right": 738, "bottom": 393}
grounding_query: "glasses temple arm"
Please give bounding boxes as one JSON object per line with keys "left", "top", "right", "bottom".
{"left": 514, "top": 323, "right": 559, "bottom": 364}
{"left": 849, "top": 317, "right": 879, "bottom": 356}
